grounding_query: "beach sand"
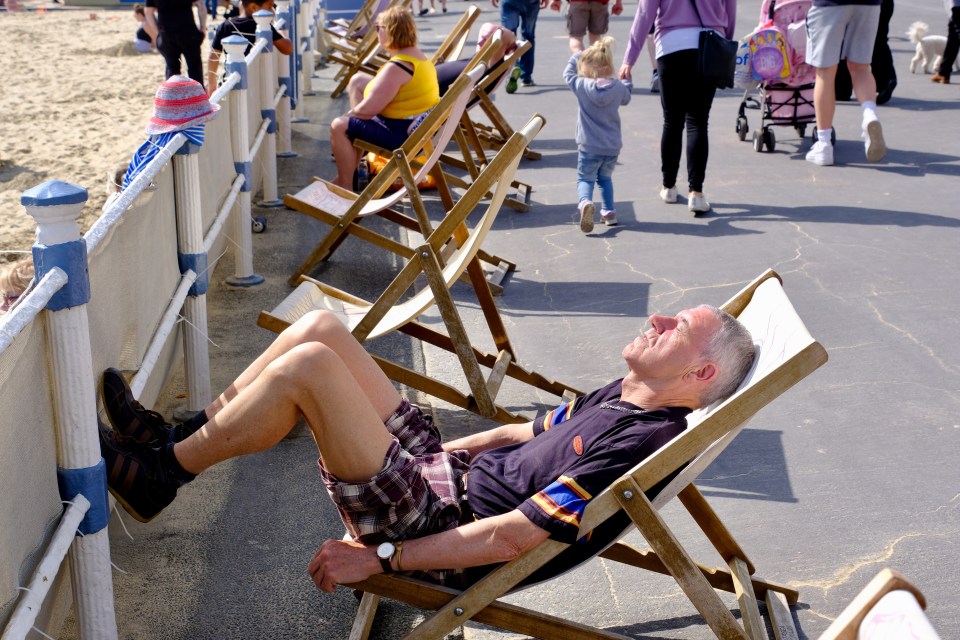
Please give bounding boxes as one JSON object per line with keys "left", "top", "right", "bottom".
{"left": 0, "top": 2, "right": 213, "bottom": 264}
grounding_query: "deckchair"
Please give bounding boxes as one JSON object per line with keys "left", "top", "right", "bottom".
{"left": 262, "top": 116, "right": 580, "bottom": 423}
{"left": 819, "top": 568, "right": 940, "bottom": 640}
{"left": 343, "top": 269, "right": 830, "bottom": 640}
{"left": 439, "top": 40, "right": 538, "bottom": 211}
{"left": 325, "top": 0, "right": 389, "bottom": 39}
{"left": 286, "top": 55, "right": 516, "bottom": 292}
{"left": 456, "top": 38, "right": 542, "bottom": 163}
{"left": 429, "top": 5, "right": 481, "bottom": 66}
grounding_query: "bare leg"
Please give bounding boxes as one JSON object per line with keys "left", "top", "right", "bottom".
{"left": 330, "top": 116, "right": 362, "bottom": 189}
{"left": 347, "top": 72, "right": 373, "bottom": 108}
{"left": 569, "top": 35, "right": 584, "bottom": 53}
{"left": 846, "top": 60, "right": 877, "bottom": 103}
{"left": 204, "top": 310, "right": 400, "bottom": 424}
{"left": 813, "top": 64, "right": 838, "bottom": 131}
{"left": 174, "top": 340, "right": 396, "bottom": 483}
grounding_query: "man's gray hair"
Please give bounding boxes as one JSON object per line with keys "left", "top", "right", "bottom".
{"left": 697, "top": 305, "right": 756, "bottom": 407}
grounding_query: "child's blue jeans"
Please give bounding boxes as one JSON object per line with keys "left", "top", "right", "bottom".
{"left": 577, "top": 151, "right": 618, "bottom": 212}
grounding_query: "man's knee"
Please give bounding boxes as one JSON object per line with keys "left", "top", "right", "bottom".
{"left": 291, "top": 309, "right": 348, "bottom": 343}
{"left": 272, "top": 341, "right": 341, "bottom": 386}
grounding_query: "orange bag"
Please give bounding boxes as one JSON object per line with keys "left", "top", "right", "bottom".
{"left": 365, "top": 152, "right": 437, "bottom": 191}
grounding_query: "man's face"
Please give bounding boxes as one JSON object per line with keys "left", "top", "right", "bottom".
{"left": 622, "top": 307, "right": 720, "bottom": 382}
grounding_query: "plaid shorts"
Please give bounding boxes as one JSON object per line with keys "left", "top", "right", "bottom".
{"left": 318, "top": 400, "right": 472, "bottom": 581}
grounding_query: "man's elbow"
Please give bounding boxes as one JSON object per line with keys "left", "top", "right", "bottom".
{"left": 491, "top": 520, "right": 549, "bottom": 562}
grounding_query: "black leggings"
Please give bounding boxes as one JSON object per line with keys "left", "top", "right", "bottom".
{"left": 157, "top": 27, "right": 205, "bottom": 85}
{"left": 939, "top": 7, "right": 960, "bottom": 79}
{"left": 657, "top": 48, "right": 717, "bottom": 193}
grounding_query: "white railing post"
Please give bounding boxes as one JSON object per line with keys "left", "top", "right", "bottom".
{"left": 172, "top": 138, "right": 213, "bottom": 412}
{"left": 21, "top": 181, "right": 117, "bottom": 640}
{"left": 275, "top": 0, "right": 297, "bottom": 157}
{"left": 223, "top": 35, "right": 265, "bottom": 287}
{"left": 253, "top": 10, "right": 284, "bottom": 208}
{"left": 300, "top": 0, "right": 316, "bottom": 97}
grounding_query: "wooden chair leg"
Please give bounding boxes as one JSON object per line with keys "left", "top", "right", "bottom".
{"left": 348, "top": 592, "right": 381, "bottom": 640}
{"left": 614, "top": 477, "right": 747, "bottom": 640}
{"left": 765, "top": 590, "right": 799, "bottom": 640}
{"left": 730, "top": 556, "right": 767, "bottom": 640}
{"left": 678, "top": 484, "right": 756, "bottom": 574}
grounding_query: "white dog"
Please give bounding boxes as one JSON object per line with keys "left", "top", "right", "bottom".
{"left": 907, "top": 21, "right": 959, "bottom": 74}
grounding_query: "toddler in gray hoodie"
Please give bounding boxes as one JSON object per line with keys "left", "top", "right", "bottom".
{"left": 564, "top": 37, "right": 632, "bottom": 232}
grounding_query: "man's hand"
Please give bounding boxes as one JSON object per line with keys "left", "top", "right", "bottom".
{"left": 611, "top": 0, "right": 623, "bottom": 15}
{"left": 618, "top": 63, "right": 632, "bottom": 81}
{"left": 491, "top": 0, "right": 499, "bottom": 8}
{"left": 549, "top": 0, "right": 561, "bottom": 11}
{"left": 539, "top": 0, "right": 549, "bottom": 7}
{"left": 308, "top": 539, "right": 379, "bottom": 593}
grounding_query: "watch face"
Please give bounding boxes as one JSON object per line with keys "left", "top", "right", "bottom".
{"left": 377, "top": 542, "right": 395, "bottom": 560}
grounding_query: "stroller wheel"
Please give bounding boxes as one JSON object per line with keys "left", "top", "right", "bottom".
{"left": 753, "top": 130, "right": 764, "bottom": 153}
{"left": 736, "top": 116, "right": 749, "bottom": 141}
{"left": 764, "top": 128, "right": 776, "bottom": 152}
{"left": 796, "top": 125, "right": 807, "bottom": 139}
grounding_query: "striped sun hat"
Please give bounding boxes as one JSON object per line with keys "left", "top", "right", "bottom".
{"left": 144, "top": 75, "right": 221, "bottom": 135}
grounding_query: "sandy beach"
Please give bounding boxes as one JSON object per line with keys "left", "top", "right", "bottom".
{"left": 0, "top": 2, "right": 213, "bottom": 264}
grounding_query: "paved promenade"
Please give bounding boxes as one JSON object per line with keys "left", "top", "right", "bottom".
{"left": 73, "top": 2, "right": 959, "bottom": 638}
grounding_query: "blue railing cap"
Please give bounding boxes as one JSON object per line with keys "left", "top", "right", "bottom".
{"left": 21, "top": 180, "right": 88, "bottom": 207}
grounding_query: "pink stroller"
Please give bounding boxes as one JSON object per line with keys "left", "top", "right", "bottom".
{"left": 735, "top": 0, "right": 817, "bottom": 152}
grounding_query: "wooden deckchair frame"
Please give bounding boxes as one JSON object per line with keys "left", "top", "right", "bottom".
{"left": 325, "top": 0, "right": 388, "bottom": 39}
{"left": 459, "top": 39, "right": 542, "bottom": 162}
{"left": 262, "top": 116, "right": 580, "bottom": 423}
{"left": 344, "top": 269, "right": 829, "bottom": 640}
{"left": 285, "top": 62, "right": 490, "bottom": 285}
{"left": 430, "top": 5, "right": 481, "bottom": 66}
{"left": 818, "top": 569, "right": 931, "bottom": 640}
{"left": 438, "top": 40, "right": 537, "bottom": 212}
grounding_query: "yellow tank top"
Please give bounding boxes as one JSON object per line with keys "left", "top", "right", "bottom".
{"left": 365, "top": 53, "right": 440, "bottom": 120}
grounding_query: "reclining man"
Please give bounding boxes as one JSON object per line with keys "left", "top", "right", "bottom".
{"left": 100, "top": 305, "right": 755, "bottom": 590}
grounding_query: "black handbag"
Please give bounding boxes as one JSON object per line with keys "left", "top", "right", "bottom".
{"left": 690, "top": 0, "right": 738, "bottom": 88}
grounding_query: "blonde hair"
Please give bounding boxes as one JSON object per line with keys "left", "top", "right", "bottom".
{"left": 578, "top": 36, "right": 616, "bottom": 79}
{"left": 377, "top": 6, "right": 417, "bottom": 50}
{"left": 0, "top": 258, "right": 34, "bottom": 298}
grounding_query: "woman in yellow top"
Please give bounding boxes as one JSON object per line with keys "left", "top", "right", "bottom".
{"left": 329, "top": 6, "right": 440, "bottom": 189}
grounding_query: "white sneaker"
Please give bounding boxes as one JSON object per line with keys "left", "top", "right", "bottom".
{"left": 578, "top": 199, "right": 595, "bottom": 233}
{"left": 805, "top": 140, "right": 834, "bottom": 166}
{"left": 863, "top": 118, "right": 887, "bottom": 162}
{"left": 601, "top": 210, "right": 618, "bottom": 226}
{"left": 659, "top": 186, "right": 678, "bottom": 203}
{"left": 688, "top": 193, "right": 711, "bottom": 213}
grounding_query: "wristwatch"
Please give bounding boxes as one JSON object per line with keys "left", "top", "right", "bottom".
{"left": 376, "top": 542, "right": 397, "bottom": 574}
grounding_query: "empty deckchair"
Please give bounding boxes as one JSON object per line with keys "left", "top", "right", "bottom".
{"left": 819, "top": 568, "right": 940, "bottom": 640}
{"left": 262, "top": 116, "right": 580, "bottom": 423}
{"left": 325, "top": 0, "right": 389, "bottom": 39}
{"left": 344, "top": 269, "right": 829, "bottom": 640}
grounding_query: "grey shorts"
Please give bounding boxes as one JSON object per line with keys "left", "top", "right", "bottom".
{"left": 567, "top": 1, "right": 610, "bottom": 37}
{"left": 805, "top": 4, "right": 881, "bottom": 67}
